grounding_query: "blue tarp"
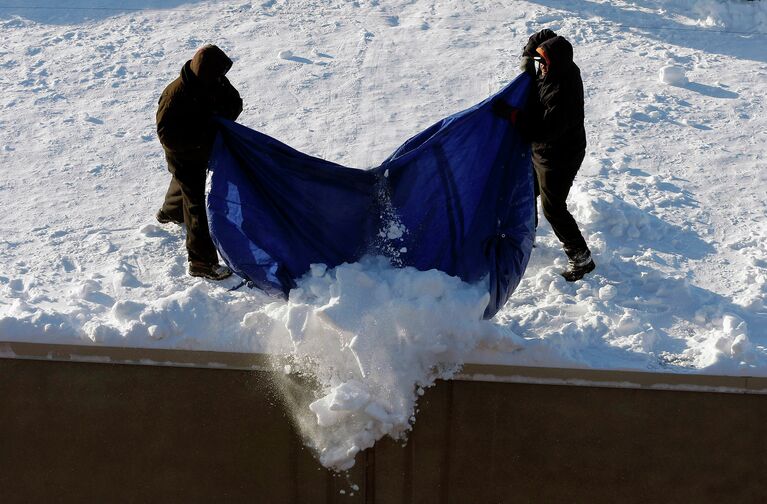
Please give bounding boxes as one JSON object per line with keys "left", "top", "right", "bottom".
{"left": 207, "top": 73, "right": 535, "bottom": 318}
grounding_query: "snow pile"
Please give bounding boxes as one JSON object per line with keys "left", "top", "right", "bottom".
{"left": 263, "top": 257, "right": 519, "bottom": 470}
{"left": 0, "top": 273, "right": 274, "bottom": 353}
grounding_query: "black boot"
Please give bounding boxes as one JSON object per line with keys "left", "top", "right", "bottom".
{"left": 562, "top": 249, "right": 595, "bottom": 282}
{"left": 189, "top": 263, "right": 233, "bottom": 281}
{"left": 156, "top": 209, "right": 183, "bottom": 225}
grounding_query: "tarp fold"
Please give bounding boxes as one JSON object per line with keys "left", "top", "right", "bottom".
{"left": 207, "top": 73, "right": 535, "bottom": 318}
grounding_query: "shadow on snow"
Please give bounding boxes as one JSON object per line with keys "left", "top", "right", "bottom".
{"left": 530, "top": 0, "right": 767, "bottom": 63}
{"left": 0, "top": 1, "right": 207, "bottom": 25}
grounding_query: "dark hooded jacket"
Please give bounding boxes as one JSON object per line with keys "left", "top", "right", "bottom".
{"left": 519, "top": 34, "right": 587, "bottom": 170}
{"left": 156, "top": 45, "right": 243, "bottom": 167}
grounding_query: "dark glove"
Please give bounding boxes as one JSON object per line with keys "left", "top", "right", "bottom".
{"left": 523, "top": 28, "right": 558, "bottom": 57}
{"left": 519, "top": 56, "right": 535, "bottom": 76}
{"left": 492, "top": 100, "right": 519, "bottom": 124}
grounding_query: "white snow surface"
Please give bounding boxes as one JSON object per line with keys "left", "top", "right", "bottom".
{"left": 2, "top": 0, "right": 767, "bottom": 470}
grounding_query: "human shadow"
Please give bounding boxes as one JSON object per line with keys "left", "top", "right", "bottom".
{"left": 580, "top": 192, "right": 766, "bottom": 371}
{"left": 529, "top": 0, "right": 767, "bottom": 63}
{"left": 0, "top": 0, "right": 207, "bottom": 25}
{"left": 588, "top": 193, "right": 715, "bottom": 260}
{"left": 522, "top": 229, "right": 765, "bottom": 374}
{"left": 607, "top": 251, "right": 766, "bottom": 372}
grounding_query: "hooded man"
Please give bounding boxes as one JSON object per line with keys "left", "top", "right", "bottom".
{"left": 495, "top": 29, "right": 595, "bottom": 281}
{"left": 156, "top": 44, "right": 243, "bottom": 280}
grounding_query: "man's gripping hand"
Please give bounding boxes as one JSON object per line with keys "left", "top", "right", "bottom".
{"left": 492, "top": 100, "right": 519, "bottom": 124}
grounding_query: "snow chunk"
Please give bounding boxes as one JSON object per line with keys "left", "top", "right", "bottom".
{"left": 111, "top": 300, "right": 146, "bottom": 323}
{"left": 699, "top": 314, "right": 756, "bottom": 370}
{"left": 310, "top": 263, "right": 327, "bottom": 277}
{"left": 659, "top": 65, "right": 688, "bottom": 86}
{"left": 717, "top": 314, "right": 752, "bottom": 360}
{"left": 69, "top": 279, "right": 101, "bottom": 299}
{"left": 598, "top": 284, "right": 617, "bottom": 301}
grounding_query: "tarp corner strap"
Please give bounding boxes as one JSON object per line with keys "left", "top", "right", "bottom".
{"left": 227, "top": 279, "right": 249, "bottom": 292}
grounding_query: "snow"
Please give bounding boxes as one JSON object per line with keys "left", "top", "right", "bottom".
{"left": 266, "top": 257, "right": 517, "bottom": 469}
{"left": 2, "top": 0, "right": 767, "bottom": 470}
{"left": 659, "top": 65, "right": 689, "bottom": 85}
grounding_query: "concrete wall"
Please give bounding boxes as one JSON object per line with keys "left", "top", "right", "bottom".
{"left": 1, "top": 348, "right": 766, "bottom": 503}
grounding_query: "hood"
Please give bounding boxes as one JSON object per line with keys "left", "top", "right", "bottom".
{"left": 523, "top": 28, "right": 557, "bottom": 57}
{"left": 536, "top": 36, "right": 574, "bottom": 76}
{"left": 189, "top": 45, "right": 233, "bottom": 85}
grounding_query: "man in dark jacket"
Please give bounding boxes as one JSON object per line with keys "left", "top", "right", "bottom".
{"left": 156, "top": 45, "right": 243, "bottom": 280}
{"left": 495, "top": 29, "right": 595, "bottom": 281}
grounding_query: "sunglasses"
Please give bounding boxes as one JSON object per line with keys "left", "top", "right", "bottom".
{"left": 533, "top": 56, "right": 547, "bottom": 66}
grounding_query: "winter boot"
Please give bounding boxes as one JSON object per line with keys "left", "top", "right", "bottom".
{"left": 156, "top": 209, "right": 183, "bottom": 225}
{"left": 562, "top": 249, "right": 595, "bottom": 282}
{"left": 189, "top": 263, "right": 233, "bottom": 281}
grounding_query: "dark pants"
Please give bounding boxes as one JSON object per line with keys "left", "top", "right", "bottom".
{"left": 534, "top": 151, "right": 589, "bottom": 258}
{"left": 161, "top": 160, "right": 219, "bottom": 268}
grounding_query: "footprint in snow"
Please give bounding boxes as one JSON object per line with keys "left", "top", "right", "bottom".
{"left": 9, "top": 278, "right": 25, "bottom": 292}
{"left": 83, "top": 114, "right": 104, "bottom": 125}
{"left": 630, "top": 111, "right": 663, "bottom": 123}
{"left": 169, "top": 261, "right": 187, "bottom": 278}
{"left": 60, "top": 256, "right": 79, "bottom": 273}
{"left": 681, "top": 119, "right": 712, "bottom": 131}
{"left": 311, "top": 48, "right": 334, "bottom": 59}
{"left": 186, "top": 38, "right": 203, "bottom": 50}
{"left": 139, "top": 224, "right": 168, "bottom": 238}
{"left": 49, "top": 229, "right": 69, "bottom": 239}
{"left": 112, "top": 269, "right": 144, "bottom": 290}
